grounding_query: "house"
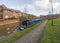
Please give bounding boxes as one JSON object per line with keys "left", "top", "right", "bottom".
{"left": 0, "top": 4, "right": 39, "bottom": 20}
{"left": 0, "top": 4, "right": 22, "bottom": 19}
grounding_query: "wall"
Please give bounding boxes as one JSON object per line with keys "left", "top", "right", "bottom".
{"left": 3, "top": 10, "right": 13, "bottom": 19}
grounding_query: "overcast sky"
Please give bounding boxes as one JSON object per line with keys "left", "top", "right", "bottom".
{"left": 0, "top": 0, "right": 60, "bottom": 16}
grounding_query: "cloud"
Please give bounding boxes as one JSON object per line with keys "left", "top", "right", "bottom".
{"left": 7, "top": 5, "right": 25, "bottom": 12}
{"left": 53, "top": 2, "right": 60, "bottom": 14}
{"left": 6, "top": 0, "right": 60, "bottom": 16}
{"left": 33, "top": 0, "right": 60, "bottom": 14}
{"left": 33, "top": 0, "right": 50, "bottom": 10}
{"left": 26, "top": 5, "right": 35, "bottom": 10}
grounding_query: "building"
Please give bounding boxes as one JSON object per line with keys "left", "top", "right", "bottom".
{"left": 0, "top": 4, "right": 39, "bottom": 20}
{"left": 47, "top": 14, "right": 60, "bottom": 19}
{"left": 40, "top": 15, "right": 48, "bottom": 20}
{"left": 0, "top": 4, "right": 22, "bottom": 19}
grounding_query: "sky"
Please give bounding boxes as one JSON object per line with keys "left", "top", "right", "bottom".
{"left": 0, "top": 0, "right": 60, "bottom": 16}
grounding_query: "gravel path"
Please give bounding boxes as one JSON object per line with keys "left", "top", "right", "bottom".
{"left": 13, "top": 20, "right": 48, "bottom": 43}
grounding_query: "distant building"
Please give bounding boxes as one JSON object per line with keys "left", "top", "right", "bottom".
{"left": 40, "top": 15, "right": 48, "bottom": 20}
{"left": 47, "top": 14, "right": 60, "bottom": 19}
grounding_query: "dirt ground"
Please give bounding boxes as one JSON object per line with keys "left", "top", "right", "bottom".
{"left": 0, "top": 20, "right": 19, "bottom": 25}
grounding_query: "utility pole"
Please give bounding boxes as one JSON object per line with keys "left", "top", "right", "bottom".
{"left": 49, "top": 0, "right": 53, "bottom": 26}
{"left": 24, "top": 6, "right": 29, "bottom": 20}
{"left": 24, "top": 6, "right": 29, "bottom": 27}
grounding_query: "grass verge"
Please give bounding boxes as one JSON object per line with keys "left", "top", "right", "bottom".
{"left": 41, "top": 19, "right": 60, "bottom": 43}
{"left": 0, "top": 21, "right": 42, "bottom": 43}
{"left": 0, "top": 22, "right": 19, "bottom": 36}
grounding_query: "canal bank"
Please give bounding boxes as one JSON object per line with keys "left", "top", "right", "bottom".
{"left": 0, "top": 21, "right": 42, "bottom": 43}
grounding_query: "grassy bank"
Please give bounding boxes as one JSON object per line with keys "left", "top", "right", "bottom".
{"left": 41, "top": 19, "right": 60, "bottom": 43}
{"left": 0, "top": 22, "right": 19, "bottom": 36}
{"left": 0, "top": 21, "right": 42, "bottom": 43}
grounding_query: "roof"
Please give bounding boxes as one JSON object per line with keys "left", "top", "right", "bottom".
{"left": 0, "top": 4, "right": 21, "bottom": 13}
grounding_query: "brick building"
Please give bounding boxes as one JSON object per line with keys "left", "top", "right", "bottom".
{"left": 0, "top": 4, "right": 39, "bottom": 20}
{"left": 0, "top": 4, "right": 22, "bottom": 19}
